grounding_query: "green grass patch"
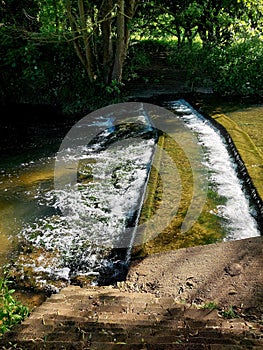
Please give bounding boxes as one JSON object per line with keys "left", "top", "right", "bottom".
{"left": 202, "top": 301, "right": 218, "bottom": 310}
{"left": 220, "top": 306, "right": 239, "bottom": 319}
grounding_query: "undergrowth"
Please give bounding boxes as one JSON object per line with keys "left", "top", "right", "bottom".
{"left": 0, "top": 277, "right": 30, "bottom": 336}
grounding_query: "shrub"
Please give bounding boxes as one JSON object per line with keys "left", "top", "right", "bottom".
{"left": 208, "top": 38, "right": 263, "bottom": 96}
{"left": 0, "top": 277, "right": 30, "bottom": 335}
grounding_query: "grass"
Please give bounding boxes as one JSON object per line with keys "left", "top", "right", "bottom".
{"left": 201, "top": 301, "right": 218, "bottom": 310}
{"left": 220, "top": 306, "right": 240, "bottom": 319}
{"left": 201, "top": 302, "right": 240, "bottom": 319}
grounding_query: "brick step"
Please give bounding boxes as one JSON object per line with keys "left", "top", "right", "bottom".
{"left": 8, "top": 319, "right": 263, "bottom": 347}
{"left": 3, "top": 330, "right": 263, "bottom": 350}
{"left": 40, "top": 301, "right": 180, "bottom": 315}
{"left": 20, "top": 321, "right": 260, "bottom": 343}
{"left": 0, "top": 340, "right": 83, "bottom": 350}
{"left": 49, "top": 290, "right": 177, "bottom": 305}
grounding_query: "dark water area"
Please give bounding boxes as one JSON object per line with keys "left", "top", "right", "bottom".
{"left": 1, "top": 93, "right": 262, "bottom": 157}
{"left": 0, "top": 103, "right": 81, "bottom": 165}
{"left": 130, "top": 92, "right": 263, "bottom": 114}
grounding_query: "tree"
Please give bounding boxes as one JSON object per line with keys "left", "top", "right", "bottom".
{"left": 33, "top": 0, "right": 138, "bottom": 84}
{"left": 0, "top": 0, "right": 40, "bottom": 31}
{"left": 133, "top": 0, "right": 263, "bottom": 47}
{"left": 1, "top": 0, "right": 139, "bottom": 84}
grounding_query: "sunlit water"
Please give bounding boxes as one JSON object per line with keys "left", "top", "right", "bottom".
{"left": 166, "top": 99, "right": 260, "bottom": 240}
{"left": 0, "top": 100, "right": 261, "bottom": 292}
{"left": 1, "top": 110, "right": 157, "bottom": 290}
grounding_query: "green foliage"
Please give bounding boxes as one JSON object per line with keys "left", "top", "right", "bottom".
{"left": 201, "top": 303, "right": 240, "bottom": 319}
{"left": 0, "top": 277, "right": 30, "bottom": 336}
{"left": 168, "top": 41, "right": 209, "bottom": 87}
{"left": 105, "top": 80, "right": 123, "bottom": 97}
{"left": 207, "top": 37, "right": 263, "bottom": 96}
{"left": 167, "top": 37, "right": 263, "bottom": 95}
{"left": 220, "top": 306, "right": 239, "bottom": 319}
{"left": 202, "top": 301, "right": 218, "bottom": 310}
{"left": 0, "top": 29, "right": 122, "bottom": 114}
{"left": 134, "top": 0, "right": 263, "bottom": 47}
{"left": 1, "top": 1, "right": 263, "bottom": 114}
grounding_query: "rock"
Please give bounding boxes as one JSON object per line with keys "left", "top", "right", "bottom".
{"left": 228, "top": 289, "right": 238, "bottom": 295}
{"left": 224, "top": 263, "right": 243, "bottom": 276}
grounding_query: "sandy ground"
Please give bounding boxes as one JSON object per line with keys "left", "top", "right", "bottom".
{"left": 123, "top": 236, "right": 263, "bottom": 320}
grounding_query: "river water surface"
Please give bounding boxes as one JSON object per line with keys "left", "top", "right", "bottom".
{"left": 0, "top": 99, "right": 262, "bottom": 295}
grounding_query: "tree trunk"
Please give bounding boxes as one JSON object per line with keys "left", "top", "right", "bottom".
{"left": 111, "top": 0, "right": 136, "bottom": 82}
{"left": 77, "top": 0, "right": 95, "bottom": 81}
{"left": 100, "top": 0, "right": 113, "bottom": 83}
{"left": 111, "top": 0, "right": 125, "bottom": 82}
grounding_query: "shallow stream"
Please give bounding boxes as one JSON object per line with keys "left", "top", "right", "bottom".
{"left": 0, "top": 98, "right": 262, "bottom": 299}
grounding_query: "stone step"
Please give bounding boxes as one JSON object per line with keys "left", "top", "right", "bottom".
{"left": 2, "top": 340, "right": 257, "bottom": 350}
{"left": 48, "top": 289, "right": 177, "bottom": 306}
{"left": 40, "top": 301, "right": 180, "bottom": 315}
{"left": 15, "top": 329, "right": 262, "bottom": 346}
{"left": 8, "top": 319, "right": 263, "bottom": 347}
{"left": 1, "top": 286, "right": 262, "bottom": 350}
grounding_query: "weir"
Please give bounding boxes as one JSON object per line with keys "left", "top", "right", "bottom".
{"left": 4, "top": 100, "right": 262, "bottom": 292}
{"left": 199, "top": 107, "right": 263, "bottom": 232}
{"left": 164, "top": 99, "right": 262, "bottom": 239}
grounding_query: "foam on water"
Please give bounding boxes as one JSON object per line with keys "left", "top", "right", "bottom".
{"left": 167, "top": 99, "right": 260, "bottom": 240}
{"left": 19, "top": 122, "right": 156, "bottom": 285}
{"left": 15, "top": 100, "right": 261, "bottom": 290}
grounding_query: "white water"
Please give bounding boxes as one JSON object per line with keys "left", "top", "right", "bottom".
{"left": 10, "top": 100, "right": 261, "bottom": 291}
{"left": 17, "top": 114, "right": 156, "bottom": 289}
{"left": 167, "top": 99, "right": 260, "bottom": 241}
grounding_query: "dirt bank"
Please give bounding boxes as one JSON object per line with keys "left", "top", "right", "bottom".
{"left": 123, "top": 236, "right": 263, "bottom": 320}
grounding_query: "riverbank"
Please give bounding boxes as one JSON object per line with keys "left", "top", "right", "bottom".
{"left": 1, "top": 236, "right": 262, "bottom": 349}
{"left": 125, "top": 236, "right": 263, "bottom": 318}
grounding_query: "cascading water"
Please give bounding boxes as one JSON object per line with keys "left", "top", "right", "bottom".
{"left": 2, "top": 100, "right": 262, "bottom": 293}
{"left": 9, "top": 106, "right": 157, "bottom": 291}
{"left": 165, "top": 99, "right": 261, "bottom": 240}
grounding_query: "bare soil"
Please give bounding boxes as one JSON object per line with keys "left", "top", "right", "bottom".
{"left": 124, "top": 236, "right": 263, "bottom": 321}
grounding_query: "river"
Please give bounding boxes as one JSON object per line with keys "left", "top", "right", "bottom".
{"left": 0, "top": 97, "right": 262, "bottom": 298}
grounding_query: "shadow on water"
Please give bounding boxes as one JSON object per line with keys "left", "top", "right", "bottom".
{"left": 0, "top": 103, "right": 79, "bottom": 165}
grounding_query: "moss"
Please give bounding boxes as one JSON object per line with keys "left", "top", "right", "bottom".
{"left": 133, "top": 131, "right": 226, "bottom": 257}
{"left": 212, "top": 110, "right": 263, "bottom": 201}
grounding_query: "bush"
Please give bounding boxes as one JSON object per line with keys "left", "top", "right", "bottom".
{"left": 0, "top": 30, "right": 119, "bottom": 115}
{"left": 0, "top": 277, "right": 30, "bottom": 335}
{"left": 1, "top": 31, "right": 262, "bottom": 115}
{"left": 166, "top": 37, "right": 263, "bottom": 96}
{"left": 207, "top": 38, "right": 263, "bottom": 96}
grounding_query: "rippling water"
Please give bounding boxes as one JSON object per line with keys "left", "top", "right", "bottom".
{"left": 0, "top": 100, "right": 261, "bottom": 292}
{"left": 166, "top": 99, "right": 260, "bottom": 240}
